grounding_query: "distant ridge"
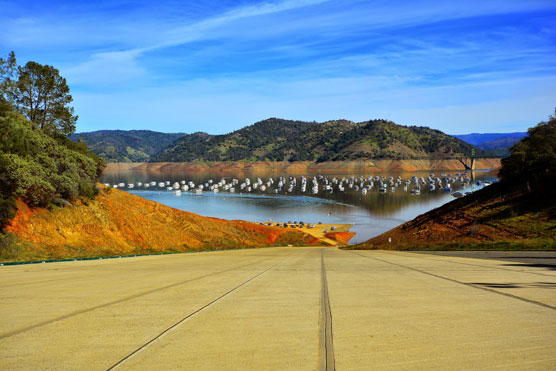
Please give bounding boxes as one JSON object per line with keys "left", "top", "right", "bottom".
{"left": 453, "top": 132, "right": 527, "bottom": 146}
{"left": 71, "top": 130, "right": 184, "bottom": 163}
{"left": 454, "top": 132, "right": 527, "bottom": 156}
{"left": 152, "top": 118, "right": 483, "bottom": 162}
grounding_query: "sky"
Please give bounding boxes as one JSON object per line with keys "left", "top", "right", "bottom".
{"left": 1, "top": 0, "right": 555, "bottom": 135}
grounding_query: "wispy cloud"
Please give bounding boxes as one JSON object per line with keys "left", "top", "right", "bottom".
{"left": 2, "top": 0, "right": 555, "bottom": 133}
{"left": 58, "top": 0, "right": 331, "bottom": 85}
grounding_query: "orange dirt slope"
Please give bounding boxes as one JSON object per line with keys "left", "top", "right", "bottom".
{"left": 4, "top": 186, "right": 324, "bottom": 261}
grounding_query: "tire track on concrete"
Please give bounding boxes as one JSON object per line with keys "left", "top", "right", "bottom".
{"left": 0, "top": 256, "right": 277, "bottom": 340}
{"left": 379, "top": 250, "right": 556, "bottom": 278}
{"left": 107, "top": 252, "right": 294, "bottom": 370}
{"left": 345, "top": 250, "right": 556, "bottom": 311}
{"left": 319, "top": 248, "right": 335, "bottom": 371}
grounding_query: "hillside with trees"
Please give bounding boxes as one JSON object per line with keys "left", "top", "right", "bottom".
{"left": 0, "top": 52, "right": 105, "bottom": 233}
{"left": 152, "top": 118, "right": 482, "bottom": 162}
{"left": 353, "top": 110, "right": 556, "bottom": 250}
{"left": 71, "top": 130, "right": 185, "bottom": 163}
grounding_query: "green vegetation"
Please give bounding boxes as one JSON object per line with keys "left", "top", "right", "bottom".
{"left": 0, "top": 52, "right": 104, "bottom": 232}
{"left": 152, "top": 118, "right": 482, "bottom": 162}
{"left": 1, "top": 51, "right": 77, "bottom": 136}
{"left": 475, "top": 137, "right": 522, "bottom": 156}
{"left": 499, "top": 110, "right": 556, "bottom": 186}
{"left": 71, "top": 130, "right": 185, "bottom": 163}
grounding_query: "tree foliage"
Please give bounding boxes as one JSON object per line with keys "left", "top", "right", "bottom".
{"left": 499, "top": 109, "right": 556, "bottom": 185}
{"left": 1, "top": 51, "right": 77, "bottom": 136}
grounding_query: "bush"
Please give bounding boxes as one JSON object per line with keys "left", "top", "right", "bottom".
{"left": 78, "top": 180, "right": 98, "bottom": 200}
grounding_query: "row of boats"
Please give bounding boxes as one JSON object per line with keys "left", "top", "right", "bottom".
{"left": 105, "top": 173, "right": 491, "bottom": 197}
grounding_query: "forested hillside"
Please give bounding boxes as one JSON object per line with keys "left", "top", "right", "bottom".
{"left": 71, "top": 130, "right": 184, "bottom": 162}
{"left": 0, "top": 52, "right": 104, "bottom": 232}
{"left": 153, "top": 118, "right": 482, "bottom": 162}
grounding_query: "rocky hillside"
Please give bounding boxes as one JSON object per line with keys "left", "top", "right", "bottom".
{"left": 71, "top": 130, "right": 184, "bottom": 163}
{"left": 152, "top": 118, "right": 483, "bottom": 162}
{"left": 1, "top": 186, "right": 324, "bottom": 261}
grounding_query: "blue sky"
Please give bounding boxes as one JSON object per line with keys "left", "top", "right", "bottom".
{"left": 1, "top": 0, "right": 555, "bottom": 134}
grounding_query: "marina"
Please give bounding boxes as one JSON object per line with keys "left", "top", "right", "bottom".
{"left": 101, "top": 170, "right": 497, "bottom": 243}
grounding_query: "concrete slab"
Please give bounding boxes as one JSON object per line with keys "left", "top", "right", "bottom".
{"left": 329, "top": 250, "right": 556, "bottom": 370}
{"left": 1, "top": 247, "right": 554, "bottom": 370}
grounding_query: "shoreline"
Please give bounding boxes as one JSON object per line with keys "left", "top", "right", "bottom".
{"left": 104, "top": 158, "right": 501, "bottom": 174}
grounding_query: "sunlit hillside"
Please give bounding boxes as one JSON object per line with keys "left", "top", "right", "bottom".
{"left": 2, "top": 186, "right": 324, "bottom": 261}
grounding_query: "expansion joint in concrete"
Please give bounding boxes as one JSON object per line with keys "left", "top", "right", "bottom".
{"left": 347, "top": 250, "right": 556, "bottom": 311}
{"left": 106, "top": 253, "right": 292, "bottom": 370}
{"left": 319, "top": 248, "right": 335, "bottom": 371}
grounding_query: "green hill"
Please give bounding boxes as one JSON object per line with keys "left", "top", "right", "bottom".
{"left": 71, "top": 130, "right": 185, "bottom": 163}
{"left": 152, "top": 118, "right": 483, "bottom": 162}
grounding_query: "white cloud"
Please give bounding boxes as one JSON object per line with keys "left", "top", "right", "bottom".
{"left": 63, "top": 50, "right": 146, "bottom": 86}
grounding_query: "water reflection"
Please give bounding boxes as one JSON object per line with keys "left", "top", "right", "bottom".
{"left": 101, "top": 169, "right": 496, "bottom": 243}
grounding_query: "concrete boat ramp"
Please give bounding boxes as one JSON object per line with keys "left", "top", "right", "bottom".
{"left": 1, "top": 248, "right": 555, "bottom": 370}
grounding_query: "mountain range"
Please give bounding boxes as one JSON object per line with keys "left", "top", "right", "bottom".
{"left": 453, "top": 132, "right": 526, "bottom": 156}
{"left": 72, "top": 119, "right": 524, "bottom": 163}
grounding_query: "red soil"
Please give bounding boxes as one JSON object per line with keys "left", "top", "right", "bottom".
{"left": 4, "top": 186, "right": 324, "bottom": 261}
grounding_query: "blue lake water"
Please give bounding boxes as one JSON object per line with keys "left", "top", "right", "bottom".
{"left": 101, "top": 169, "right": 496, "bottom": 244}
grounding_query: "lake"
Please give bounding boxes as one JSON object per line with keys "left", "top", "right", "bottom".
{"left": 101, "top": 168, "right": 497, "bottom": 244}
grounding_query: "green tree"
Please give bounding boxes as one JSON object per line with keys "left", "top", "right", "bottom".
{"left": 499, "top": 109, "right": 556, "bottom": 185}
{"left": 15, "top": 61, "right": 77, "bottom": 135}
{"left": 0, "top": 51, "right": 77, "bottom": 136}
